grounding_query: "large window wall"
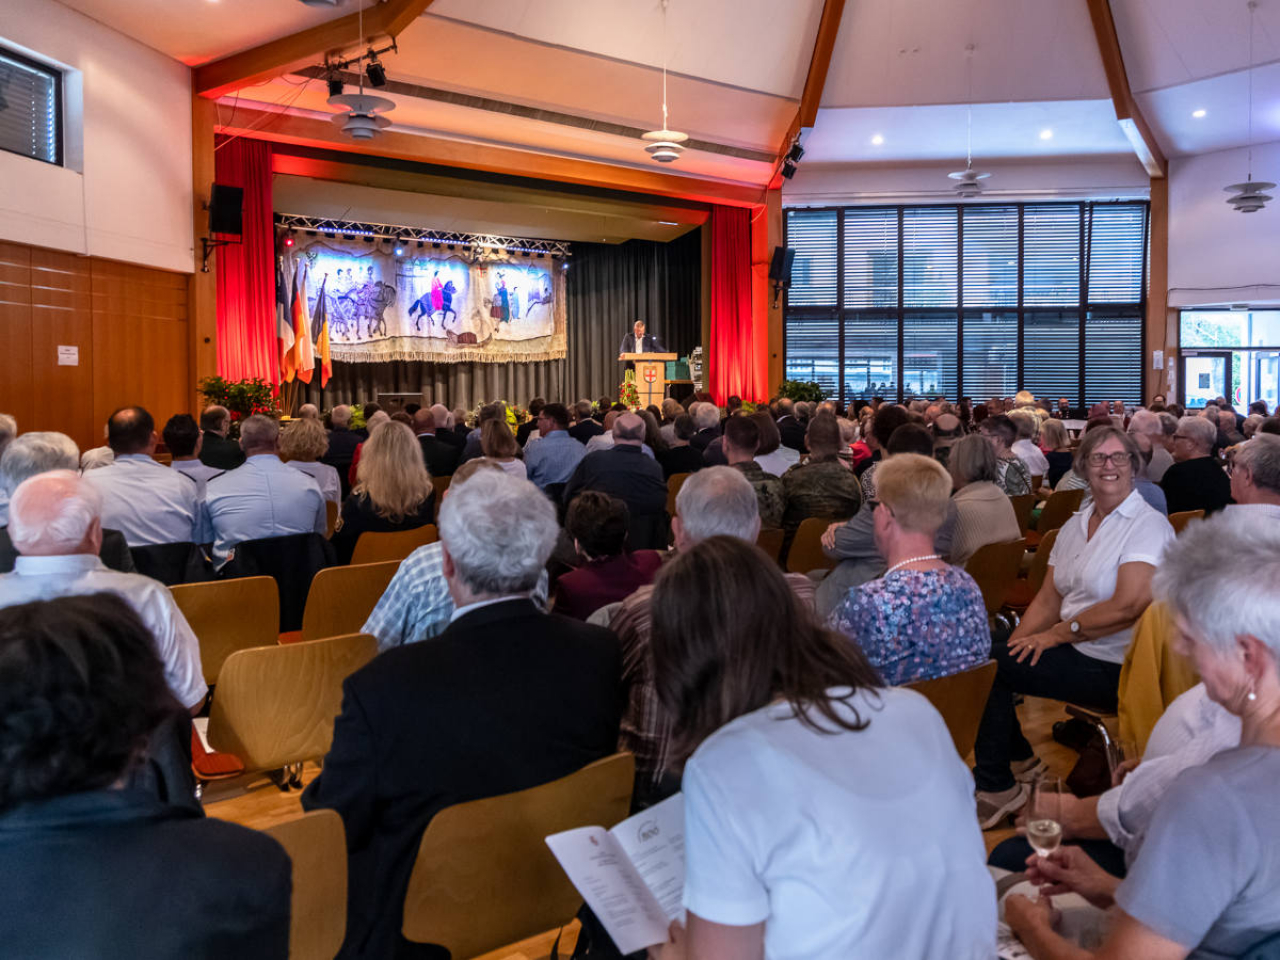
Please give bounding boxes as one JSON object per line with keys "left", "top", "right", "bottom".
{"left": 1179, "top": 310, "right": 1280, "bottom": 413}
{"left": 784, "top": 201, "right": 1149, "bottom": 407}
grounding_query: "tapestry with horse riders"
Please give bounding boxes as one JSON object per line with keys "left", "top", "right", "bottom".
{"left": 284, "top": 234, "right": 567, "bottom": 364}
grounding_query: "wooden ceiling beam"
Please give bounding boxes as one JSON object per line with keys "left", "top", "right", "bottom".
{"left": 770, "top": 0, "right": 847, "bottom": 188}
{"left": 194, "top": 0, "right": 436, "bottom": 100}
{"left": 1085, "top": 0, "right": 1167, "bottom": 178}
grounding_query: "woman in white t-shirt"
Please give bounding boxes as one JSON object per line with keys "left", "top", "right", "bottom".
{"left": 973, "top": 426, "right": 1174, "bottom": 829}
{"left": 646, "top": 535, "right": 996, "bottom": 960}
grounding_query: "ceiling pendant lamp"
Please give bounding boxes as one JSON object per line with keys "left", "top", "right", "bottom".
{"left": 948, "top": 44, "right": 991, "bottom": 197}
{"left": 641, "top": 0, "right": 688, "bottom": 163}
{"left": 1226, "top": 1, "right": 1275, "bottom": 212}
{"left": 329, "top": 2, "right": 395, "bottom": 140}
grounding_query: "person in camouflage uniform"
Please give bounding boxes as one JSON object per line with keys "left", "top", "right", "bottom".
{"left": 781, "top": 413, "right": 863, "bottom": 537}
{"left": 721, "top": 414, "right": 786, "bottom": 529}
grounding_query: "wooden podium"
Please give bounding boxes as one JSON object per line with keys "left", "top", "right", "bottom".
{"left": 621, "top": 353, "right": 677, "bottom": 408}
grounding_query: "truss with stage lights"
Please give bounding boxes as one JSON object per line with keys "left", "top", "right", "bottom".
{"left": 274, "top": 214, "right": 573, "bottom": 258}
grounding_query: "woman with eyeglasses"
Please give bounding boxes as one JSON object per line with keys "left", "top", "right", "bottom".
{"left": 973, "top": 426, "right": 1175, "bottom": 829}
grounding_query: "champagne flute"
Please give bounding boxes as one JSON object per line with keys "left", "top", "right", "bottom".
{"left": 1026, "top": 776, "right": 1064, "bottom": 859}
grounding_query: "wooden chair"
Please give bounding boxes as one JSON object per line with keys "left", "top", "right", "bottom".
{"left": 906, "top": 661, "right": 998, "bottom": 759}
{"left": 1003, "top": 527, "right": 1060, "bottom": 613}
{"left": 206, "top": 633, "right": 378, "bottom": 781}
{"left": 299, "top": 560, "right": 400, "bottom": 643}
{"left": 431, "top": 474, "right": 451, "bottom": 505}
{"left": 1026, "top": 487, "right": 1085, "bottom": 545}
{"left": 1030, "top": 474, "right": 1044, "bottom": 492}
{"left": 666, "top": 472, "right": 691, "bottom": 517}
{"left": 170, "top": 576, "right": 280, "bottom": 686}
{"left": 1009, "top": 494, "right": 1036, "bottom": 536}
{"left": 786, "top": 516, "right": 841, "bottom": 574}
{"left": 1168, "top": 509, "right": 1204, "bottom": 534}
{"left": 324, "top": 500, "right": 339, "bottom": 539}
{"left": 402, "top": 752, "right": 635, "bottom": 959}
{"left": 1117, "top": 601, "right": 1199, "bottom": 752}
{"left": 350, "top": 525, "right": 438, "bottom": 565}
{"left": 265, "top": 810, "right": 348, "bottom": 960}
{"left": 757, "top": 527, "right": 785, "bottom": 564}
{"left": 963, "top": 539, "right": 1026, "bottom": 616}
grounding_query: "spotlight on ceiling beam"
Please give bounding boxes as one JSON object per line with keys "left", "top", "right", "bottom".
{"left": 781, "top": 159, "right": 798, "bottom": 179}
{"left": 327, "top": 77, "right": 343, "bottom": 99}
{"left": 786, "top": 142, "right": 804, "bottom": 164}
{"left": 365, "top": 54, "right": 387, "bottom": 88}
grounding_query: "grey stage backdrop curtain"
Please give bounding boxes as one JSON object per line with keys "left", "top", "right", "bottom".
{"left": 300, "top": 228, "right": 701, "bottom": 412}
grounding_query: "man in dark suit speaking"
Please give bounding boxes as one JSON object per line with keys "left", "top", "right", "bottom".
{"left": 618, "top": 319, "right": 667, "bottom": 358}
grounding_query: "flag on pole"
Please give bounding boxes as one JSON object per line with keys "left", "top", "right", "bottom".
{"left": 291, "top": 260, "right": 315, "bottom": 385}
{"left": 313, "top": 275, "right": 332, "bottom": 388}
{"left": 277, "top": 257, "right": 295, "bottom": 382}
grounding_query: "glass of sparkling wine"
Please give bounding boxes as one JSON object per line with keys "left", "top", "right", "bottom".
{"left": 1027, "top": 776, "right": 1064, "bottom": 859}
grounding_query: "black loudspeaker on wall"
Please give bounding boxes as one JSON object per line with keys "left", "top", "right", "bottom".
{"left": 208, "top": 183, "right": 244, "bottom": 238}
{"left": 768, "top": 246, "right": 795, "bottom": 283}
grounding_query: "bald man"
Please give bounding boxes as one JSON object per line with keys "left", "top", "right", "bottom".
{"left": 563, "top": 412, "right": 668, "bottom": 548}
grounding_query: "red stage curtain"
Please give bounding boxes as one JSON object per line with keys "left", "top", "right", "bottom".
{"left": 709, "top": 205, "right": 761, "bottom": 403}
{"left": 215, "top": 138, "right": 278, "bottom": 384}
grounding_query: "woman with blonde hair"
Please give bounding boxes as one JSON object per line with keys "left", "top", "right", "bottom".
{"left": 480, "top": 419, "right": 527, "bottom": 479}
{"left": 279, "top": 417, "right": 341, "bottom": 504}
{"left": 331, "top": 420, "right": 435, "bottom": 564}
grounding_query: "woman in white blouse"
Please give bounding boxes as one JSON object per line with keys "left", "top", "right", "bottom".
{"left": 279, "top": 417, "right": 341, "bottom": 504}
{"left": 973, "top": 426, "right": 1174, "bottom": 829}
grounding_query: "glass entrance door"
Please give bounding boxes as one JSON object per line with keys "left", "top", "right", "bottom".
{"left": 1181, "top": 351, "right": 1232, "bottom": 409}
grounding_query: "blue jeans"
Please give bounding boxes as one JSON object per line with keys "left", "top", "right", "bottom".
{"left": 973, "top": 639, "right": 1121, "bottom": 793}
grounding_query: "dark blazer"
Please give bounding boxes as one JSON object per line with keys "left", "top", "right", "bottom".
{"left": 302, "top": 599, "right": 621, "bottom": 959}
{"left": 618, "top": 332, "right": 666, "bottom": 354}
{"left": 777, "top": 416, "right": 807, "bottom": 452}
{"left": 198, "top": 432, "right": 245, "bottom": 471}
{"left": 0, "top": 526, "right": 134, "bottom": 574}
{"left": 323, "top": 427, "right": 363, "bottom": 465}
{"left": 657, "top": 444, "right": 705, "bottom": 479}
{"left": 563, "top": 445, "right": 668, "bottom": 520}
{"left": 568, "top": 419, "right": 605, "bottom": 444}
{"left": 516, "top": 419, "right": 539, "bottom": 447}
{"left": 0, "top": 788, "right": 290, "bottom": 960}
{"left": 701, "top": 436, "right": 728, "bottom": 466}
{"left": 1160, "top": 456, "right": 1234, "bottom": 516}
{"left": 436, "top": 428, "right": 465, "bottom": 450}
{"left": 330, "top": 492, "right": 435, "bottom": 566}
{"left": 689, "top": 426, "right": 720, "bottom": 453}
{"left": 418, "top": 433, "right": 460, "bottom": 478}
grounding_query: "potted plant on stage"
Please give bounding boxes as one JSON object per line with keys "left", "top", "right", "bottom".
{"left": 198, "top": 376, "right": 282, "bottom": 437}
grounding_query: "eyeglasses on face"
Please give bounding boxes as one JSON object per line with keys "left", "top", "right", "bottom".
{"left": 1087, "top": 451, "right": 1131, "bottom": 467}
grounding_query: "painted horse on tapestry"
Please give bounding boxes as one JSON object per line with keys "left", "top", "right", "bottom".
{"left": 409, "top": 280, "right": 458, "bottom": 332}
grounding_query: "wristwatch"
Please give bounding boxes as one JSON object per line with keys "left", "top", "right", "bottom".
{"left": 1068, "top": 619, "right": 1082, "bottom": 637}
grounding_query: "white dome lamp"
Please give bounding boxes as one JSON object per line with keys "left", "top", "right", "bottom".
{"left": 1226, "top": 2, "right": 1275, "bottom": 212}
{"left": 327, "top": 1, "right": 396, "bottom": 140}
{"left": 640, "top": 0, "right": 688, "bottom": 164}
{"left": 947, "top": 45, "right": 991, "bottom": 198}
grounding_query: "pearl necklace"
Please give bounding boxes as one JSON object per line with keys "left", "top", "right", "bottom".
{"left": 884, "top": 554, "right": 941, "bottom": 575}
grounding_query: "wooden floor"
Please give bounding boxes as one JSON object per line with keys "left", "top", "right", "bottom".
{"left": 205, "top": 695, "right": 1078, "bottom": 960}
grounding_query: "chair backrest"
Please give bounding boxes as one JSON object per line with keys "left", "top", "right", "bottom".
{"left": 906, "top": 661, "right": 998, "bottom": 759}
{"left": 1117, "top": 601, "right": 1200, "bottom": 753}
{"left": 786, "top": 516, "right": 841, "bottom": 574}
{"left": 1030, "top": 473, "right": 1044, "bottom": 492}
{"left": 264, "top": 810, "right": 348, "bottom": 960}
{"left": 350, "top": 525, "right": 438, "bottom": 566}
{"left": 1009, "top": 494, "right": 1036, "bottom": 536}
{"left": 170, "top": 576, "right": 280, "bottom": 686}
{"left": 431, "top": 474, "right": 451, "bottom": 505}
{"left": 666, "top": 472, "right": 690, "bottom": 517}
{"left": 1027, "top": 527, "right": 1059, "bottom": 596}
{"left": 757, "top": 526, "right": 785, "bottom": 563}
{"left": 206, "top": 633, "right": 378, "bottom": 772}
{"left": 220, "top": 533, "right": 337, "bottom": 632}
{"left": 129, "top": 542, "right": 212, "bottom": 587}
{"left": 324, "top": 500, "right": 339, "bottom": 539}
{"left": 402, "top": 752, "right": 635, "bottom": 958}
{"left": 300, "top": 560, "right": 401, "bottom": 642}
{"left": 1036, "top": 487, "right": 1085, "bottom": 533}
{"left": 964, "top": 539, "right": 1026, "bottom": 615}
{"left": 1168, "top": 509, "right": 1204, "bottom": 534}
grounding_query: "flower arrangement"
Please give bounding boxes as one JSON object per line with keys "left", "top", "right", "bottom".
{"left": 777, "top": 379, "right": 827, "bottom": 403}
{"left": 462, "top": 401, "right": 530, "bottom": 432}
{"left": 619, "top": 370, "right": 640, "bottom": 410}
{"left": 198, "top": 376, "right": 281, "bottom": 435}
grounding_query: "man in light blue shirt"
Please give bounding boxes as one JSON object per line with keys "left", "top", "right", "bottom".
{"left": 204, "top": 415, "right": 326, "bottom": 567}
{"left": 524, "top": 402, "right": 586, "bottom": 490}
{"left": 82, "top": 407, "right": 203, "bottom": 547}
{"left": 163, "top": 413, "right": 224, "bottom": 501}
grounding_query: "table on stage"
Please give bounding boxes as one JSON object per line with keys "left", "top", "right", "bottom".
{"left": 621, "top": 353, "right": 678, "bottom": 408}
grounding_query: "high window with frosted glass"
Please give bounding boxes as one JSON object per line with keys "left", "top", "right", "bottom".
{"left": 783, "top": 201, "right": 1148, "bottom": 407}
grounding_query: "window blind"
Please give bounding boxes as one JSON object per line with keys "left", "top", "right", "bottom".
{"left": 1022, "top": 204, "right": 1081, "bottom": 306}
{"left": 903, "top": 312, "right": 958, "bottom": 398}
{"left": 1084, "top": 308, "right": 1143, "bottom": 407}
{"left": 962, "top": 205, "right": 1019, "bottom": 307}
{"left": 1024, "top": 309, "right": 1081, "bottom": 402}
{"left": 1087, "top": 204, "right": 1146, "bottom": 304}
{"left": 784, "top": 311, "right": 840, "bottom": 398}
{"left": 962, "top": 310, "right": 1019, "bottom": 400}
{"left": 843, "top": 207, "right": 899, "bottom": 308}
{"left": 785, "top": 209, "right": 838, "bottom": 306}
{"left": 902, "top": 207, "right": 958, "bottom": 307}
{"left": 844, "top": 312, "right": 897, "bottom": 401}
{"left": 0, "top": 48, "right": 60, "bottom": 165}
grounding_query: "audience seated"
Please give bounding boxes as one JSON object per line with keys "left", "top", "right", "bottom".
{"left": 551, "top": 491, "right": 662, "bottom": 620}
{"left": 197, "top": 404, "right": 246, "bottom": 471}
{"left": 752, "top": 409, "right": 799, "bottom": 477}
{"left": 279, "top": 417, "right": 341, "bottom": 504}
{"left": 515, "top": 397, "right": 543, "bottom": 447}
{"left": 0, "top": 413, "right": 13, "bottom": 525}
{"left": 296, "top": 403, "right": 320, "bottom": 419}
{"left": 656, "top": 413, "right": 704, "bottom": 479}
{"left": 973, "top": 427, "right": 1173, "bottom": 828}
{"left": 563, "top": 413, "right": 667, "bottom": 548}
{"left": 412, "top": 408, "right": 460, "bottom": 478}
{"left": 83, "top": 407, "right": 203, "bottom": 548}
{"left": 979, "top": 414, "right": 1033, "bottom": 495}
{"left": 480, "top": 418, "right": 526, "bottom": 479}
{"left": 721, "top": 415, "right": 785, "bottom": 529}
{"left": 355, "top": 402, "right": 382, "bottom": 440}
{"left": 430, "top": 404, "right": 465, "bottom": 451}
{"left": 0, "top": 594, "right": 290, "bottom": 959}
{"left": 1008, "top": 408, "right": 1050, "bottom": 480}
{"left": 1039, "top": 417, "right": 1075, "bottom": 490}
{"left": 774, "top": 397, "right": 807, "bottom": 452}
{"left": 0, "top": 472, "right": 205, "bottom": 714}
{"left": 646, "top": 535, "right": 996, "bottom": 958}
{"left": 688, "top": 402, "right": 721, "bottom": 454}
{"left": 1227, "top": 434, "right": 1280, "bottom": 518}
{"left": 829, "top": 453, "right": 990, "bottom": 685}
{"left": 568, "top": 400, "right": 605, "bottom": 444}
{"left": 1217, "top": 407, "right": 1246, "bottom": 447}
{"left": 1006, "top": 510, "right": 1280, "bottom": 959}
{"left": 946, "top": 433, "right": 1023, "bottom": 566}
{"left": 780, "top": 414, "right": 863, "bottom": 539}
{"left": 522, "top": 402, "right": 585, "bottom": 492}
{"left": 584, "top": 409, "right": 622, "bottom": 453}
{"left": 930, "top": 412, "right": 964, "bottom": 470}
{"left": 857, "top": 403, "right": 910, "bottom": 495}
{"left": 302, "top": 469, "right": 621, "bottom": 960}
{"left": 1127, "top": 409, "right": 1174, "bottom": 483}
{"left": 1130, "top": 434, "right": 1169, "bottom": 514}
{"left": 658, "top": 397, "right": 682, "bottom": 443}
{"left": 331, "top": 421, "right": 435, "bottom": 566}
{"left": 163, "top": 414, "right": 224, "bottom": 499}
{"left": 458, "top": 402, "right": 504, "bottom": 464}
{"left": 0, "top": 432, "right": 135, "bottom": 574}
{"left": 1161, "top": 415, "right": 1233, "bottom": 515}
{"left": 205, "top": 415, "right": 327, "bottom": 567}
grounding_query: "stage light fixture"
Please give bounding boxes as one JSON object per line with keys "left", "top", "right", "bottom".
{"left": 417, "top": 240, "right": 425, "bottom": 248}
{"left": 324, "top": 232, "right": 336, "bottom": 239}
{"left": 786, "top": 142, "right": 804, "bottom": 163}
{"left": 283, "top": 233, "right": 295, "bottom": 248}
{"left": 365, "top": 54, "right": 387, "bottom": 88}
{"left": 781, "top": 159, "right": 797, "bottom": 179}
{"left": 327, "top": 77, "right": 344, "bottom": 99}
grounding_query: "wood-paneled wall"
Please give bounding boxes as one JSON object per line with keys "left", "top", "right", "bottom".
{"left": 0, "top": 241, "right": 190, "bottom": 453}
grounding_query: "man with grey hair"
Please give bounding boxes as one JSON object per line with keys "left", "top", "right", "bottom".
{"left": 1228, "top": 434, "right": 1280, "bottom": 518}
{"left": 689, "top": 400, "right": 722, "bottom": 454}
{"left": 296, "top": 403, "right": 319, "bottom": 419}
{"left": 205, "top": 414, "right": 326, "bottom": 567}
{"left": 610, "top": 466, "right": 816, "bottom": 805}
{"left": 197, "top": 404, "right": 245, "bottom": 471}
{"left": 429, "top": 402, "right": 465, "bottom": 451}
{"left": 1128, "top": 409, "right": 1174, "bottom": 482}
{"left": 322, "top": 403, "right": 362, "bottom": 488}
{"left": 564, "top": 412, "right": 666, "bottom": 547}
{"left": 0, "top": 471, "right": 205, "bottom": 713}
{"left": 304, "top": 469, "right": 621, "bottom": 960}
{"left": 1217, "top": 407, "right": 1245, "bottom": 447}
{"left": 1162, "top": 415, "right": 1232, "bottom": 516}
{"left": 412, "top": 407, "right": 459, "bottom": 478}
{"left": 568, "top": 399, "right": 604, "bottom": 444}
